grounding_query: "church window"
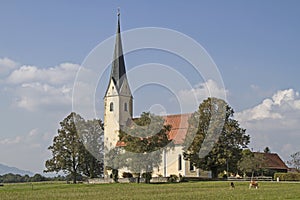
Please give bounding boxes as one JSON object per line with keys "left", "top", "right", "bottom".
{"left": 110, "top": 102, "right": 114, "bottom": 111}
{"left": 189, "top": 161, "right": 194, "bottom": 171}
{"left": 178, "top": 154, "right": 182, "bottom": 170}
{"left": 124, "top": 102, "right": 128, "bottom": 111}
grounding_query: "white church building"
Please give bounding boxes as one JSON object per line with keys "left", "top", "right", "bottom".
{"left": 103, "top": 12, "right": 205, "bottom": 179}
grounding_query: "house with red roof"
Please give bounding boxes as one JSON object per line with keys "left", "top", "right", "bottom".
{"left": 254, "top": 152, "right": 289, "bottom": 174}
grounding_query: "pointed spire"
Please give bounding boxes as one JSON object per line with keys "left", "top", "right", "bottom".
{"left": 110, "top": 8, "right": 126, "bottom": 91}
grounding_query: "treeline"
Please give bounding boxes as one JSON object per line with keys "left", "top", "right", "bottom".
{"left": 0, "top": 173, "right": 67, "bottom": 183}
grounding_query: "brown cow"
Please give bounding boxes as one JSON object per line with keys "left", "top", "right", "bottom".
{"left": 249, "top": 181, "right": 259, "bottom": 189}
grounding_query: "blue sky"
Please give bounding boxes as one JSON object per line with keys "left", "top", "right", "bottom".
{"left": 1, "top": 1, "right": 300, "bottom": 173}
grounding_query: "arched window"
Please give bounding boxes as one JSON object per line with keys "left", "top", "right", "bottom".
{"left": 124, "top": 102, "right": 128, "bottom": 111}
{"left": 178, "top": 154, "right": 182, "bottom": 170}
{"left": 189, "top": 161, "right": 194, "bottom": 171}
{"left": 110, "top": 102, "right": 114, "bottom": 111}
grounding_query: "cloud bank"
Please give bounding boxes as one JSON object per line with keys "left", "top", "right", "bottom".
{"left": 236, "top": 89, "right": 300, "bottom": 161}
{"left": 0, "top": 58, "right": 19, "bottom": 75}
{"left": 3, "top": 61, "right": 80, "bottom": 111}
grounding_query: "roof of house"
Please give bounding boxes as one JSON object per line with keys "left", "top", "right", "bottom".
{"left": 116, "top": 113, "right": 191, "bottom": 147}
{"left": 254, "top": 152, "right": 288, "bottom": 170}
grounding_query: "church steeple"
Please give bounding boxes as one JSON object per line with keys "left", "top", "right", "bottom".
{"left": 110, "top": 10, "right": 126, "bottom": 91}
{"left": 104, "top": 10, "right": 133, "bottom": 154}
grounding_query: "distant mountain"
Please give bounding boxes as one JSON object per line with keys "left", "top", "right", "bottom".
{"left": 0, "top": 163, "right": 34, "bottom": 176}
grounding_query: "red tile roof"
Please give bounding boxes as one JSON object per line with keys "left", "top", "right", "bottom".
{"left": 116, "top": 113, "right": 191, "bottom": 146}
{"left": 162, "top": 113, "right": 191, "bottom": 144}
{"left": 254, "top": 152, "right": 288, "bottom": 170}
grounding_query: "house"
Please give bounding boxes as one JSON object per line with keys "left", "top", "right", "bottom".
{"left": 254, "top": 152, "right": 289, "bottom": 174}
{"left": 103, "top": 12, "right": 203, "bottom": 178}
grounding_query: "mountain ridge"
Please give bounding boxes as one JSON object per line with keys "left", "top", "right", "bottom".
{"left": 0, "top": 163, "right": 34, "bottom": 176}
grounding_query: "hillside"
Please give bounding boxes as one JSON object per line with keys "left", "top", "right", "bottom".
{"left": 0, "top": 163, "right": 34, "bottom": 176}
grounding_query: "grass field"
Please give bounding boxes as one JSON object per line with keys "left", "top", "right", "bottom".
{"left": 1, "top": 181, "right": 300, "bottom": 200}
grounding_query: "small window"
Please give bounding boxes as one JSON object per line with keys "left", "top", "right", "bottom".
{"left": 124, "top": 102, "right": 128, "bottom": 111}
{"left": 110, "top": 102, "right": 114, "bottom": 111}
{"left": 178, "top": 154, "right": 182, "bottom": 170}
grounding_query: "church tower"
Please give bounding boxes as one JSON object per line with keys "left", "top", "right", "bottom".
{"left": 104, "top": 11, "right": 133, "bottom": 151}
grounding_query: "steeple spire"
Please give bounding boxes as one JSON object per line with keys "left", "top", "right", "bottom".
{"left": 110, "top": 9, "right": 126, "bottom": 91}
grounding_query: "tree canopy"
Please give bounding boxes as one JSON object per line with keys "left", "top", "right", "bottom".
{"left": 106, "top": 112, "right": 173, "bottom": 183}
{"left": 264, "top": 147, "right": 271, "bottom": 153}
{"left": 183, "top": 98, "right": 250, "bottom": 178}
{"left": 44, "top": 112, "right": 104, "bottom": 183}
{"left": 237, "top": 149, "right": 264, "bottom": 177}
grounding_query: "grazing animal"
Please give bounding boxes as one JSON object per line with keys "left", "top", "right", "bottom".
{"left": 249, "top": 181, "right": 259, "bottom": 189}
{"left": 230, "top": 182, "right": 235, "bottom": 189}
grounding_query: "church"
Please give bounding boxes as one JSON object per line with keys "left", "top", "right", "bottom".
{"left": 103, "top": 12, "right": 205, "bottom": 179}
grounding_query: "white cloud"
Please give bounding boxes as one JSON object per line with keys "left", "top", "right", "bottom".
{"left": 0, "top": 58, "right": 89, "bottom": 172}
{"left": 176, "top": 79, "right": 228, "bottom": 112}
{"left": 13, "top": 82, "right": 72, "bottom": 111}
{"left": 7, "top": 63, "right": 80, "bottom": 85}
{"left": 236, "top": 88, "right": 300, "bottom": 161}
{"left": 0, "top": 57, "right": 19, "bottom": 76}
{"left": 236, "top": 89, "right": 300, "bottom": 121}
{"left": 3, "top": 60, "right": 80, "bottom": 111}
{"left": 236, "top": 98, "right": 282, "bottom": 121}
{"left": 250, "top": 84, "right": 259, "bottom": 90}
{"left": 272, "top": 89, "right": 298, "bottom": 105}
{"left": 0, "top": 136, "right": 22, "bottom": 145}
{"left": 0, "top": 128, "right": 49, "bottom": 147}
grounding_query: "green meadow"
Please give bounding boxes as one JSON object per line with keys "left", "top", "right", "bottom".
{"left": 0, "top": 181, "right": 299, "bottom": 200}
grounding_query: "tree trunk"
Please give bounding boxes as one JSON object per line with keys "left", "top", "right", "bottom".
{"left": 72, "top": 158, "right": 77, "bottom": 184}
{"left": 72, "top": 172, "right": 77, "bottom": 184}
{"left": 211, "top": 167, "right": 218, "bottom": 179}
{"left": 137, "top": 173, "right": 140, "bottom": 184}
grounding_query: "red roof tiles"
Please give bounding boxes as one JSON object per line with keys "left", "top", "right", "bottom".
{"left": 116, "top": 113, "right": 192, "bottom": 146}
{"left": 254, "top": 152, "right": 288, "bottom": 170}
{"left": 162, "top": 113, "right": 191, "bottom": 144}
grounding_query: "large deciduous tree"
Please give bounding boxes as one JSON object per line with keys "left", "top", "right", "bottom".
{"left": 44, "top": 112, "right": 104, "bottom": 183}
{"left": 107, "top": 112, "right": 173, "bottom": 183}
{"left": 183, "top": 98, "right": 250, "bottom": 178}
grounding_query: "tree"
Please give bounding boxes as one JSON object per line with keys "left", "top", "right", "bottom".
{"left": 183, "top": 98, "right": 250, "bottom": 178}
{"left": 287, "top": 151, "right": 300, "bottom": 171}
{"left": 80, "top": 119, "right": 104, "bottom": 178}
{"left": 44, "top": 112, "right": 104, "bottom": 183}
{"left": 107, "top": 112, "right": 173, "bottom": 183}
{"left": 30, "top": 173, "right": 46, "bottom": 182}
{"left": 238, "top": 149, "right": 264, "bottom": 177}
{"left": 264, "top": 147, "right": 271, "bottom": 153}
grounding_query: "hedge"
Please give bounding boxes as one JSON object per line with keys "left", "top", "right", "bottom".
{"left": 274, "top": 173, "right": 300, "bottom": 181}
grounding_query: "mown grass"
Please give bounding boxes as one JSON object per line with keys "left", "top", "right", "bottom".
{"left": 0, "top": 181, "right": 300, "bottom": 200}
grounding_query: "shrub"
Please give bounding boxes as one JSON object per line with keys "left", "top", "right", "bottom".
{"left": 168, "top": 174, "right": 178, "bottom": 183}
{"left": 111, "top": 169, "right": 119, "bottom": 183}
{"left": 274, "top": 173, "right": 300, "bottom": 181}
{"left": 122, "top": 172, "right": 133, "bottom": 178}
{"left": 142, "top": 172, "right": 152, "bottom": 183}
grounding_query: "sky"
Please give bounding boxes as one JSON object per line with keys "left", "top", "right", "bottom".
{"left": 0, "top": 0, "right": 300, "bottom": 174}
